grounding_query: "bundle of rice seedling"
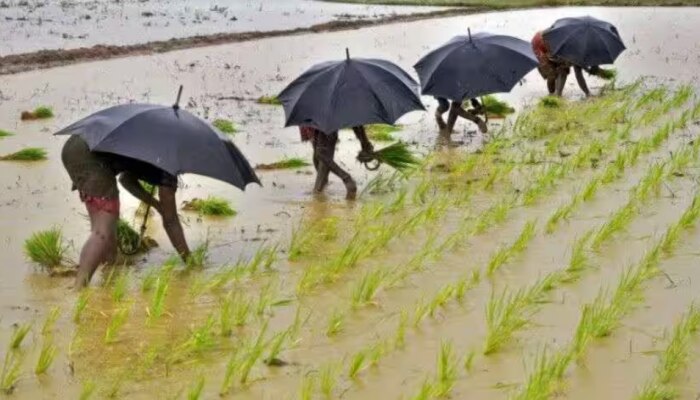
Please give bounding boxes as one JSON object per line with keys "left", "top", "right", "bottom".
{"left": 117, "top": 219, "right": 157, "bottom": 255}
{"left": 540, "top": 96, "right": 564, "bottom": 108}
{"left": 366, "top": 124, "right": 401, "bottom": 142}
{"left": 212, "top": 119, "right": 237, "bottom": 134}
{"left": 1, "top": 147, "right": 47, "bottom": 161}
{"left": 21, "top": 106, "right": 54, "bottom": 120}
{"left": 256, "top": 157, "right": 310, "bottom": 170}
{"left": 24, "top": 228, "right": 69, "bottom": 269}
{"left": 183, "top": 197, "right": 236, "bottom": 216}
{"left": 257, "top": 96, "right": 282, "bottom": 105}
{"left": 0, "top": 129, "right": 13, "bottom": 138}
{"left": 480, "top": 95, "right": 515, "bottom": 118}
{"left": 369, "top": 142, "right": 420, "bottom": 172}
{"left": 594, "top": 68, "right": 617, "bottom": 81}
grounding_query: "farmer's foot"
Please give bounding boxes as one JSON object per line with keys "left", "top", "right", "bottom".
{"left": 344, "top": 178, "right": 357, "bottom": 200}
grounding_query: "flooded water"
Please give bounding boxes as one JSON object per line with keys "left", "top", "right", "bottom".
{"left": 0, "top": 0, "right": 445, "bottom": 55}
{"left": 2, "top": 5, "right": 700, "bottom": 400}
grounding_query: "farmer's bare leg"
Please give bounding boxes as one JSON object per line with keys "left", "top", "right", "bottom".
{"left": 435, "top": 97, "right": 450, "bottom": 131}
{"left": 574, "top": 66, "right": 591, "bottom": 97}
{"left": 312, "top": 135, "right": 330, "bottom": 193}
{"left": 452, "top": 103, "right": 488, "bottom": 134}
{"left": 547, "top": 77, "right": 556, "bottom": 95}
{"left": 158, "top": 186, "right": 190, "bottom": 262}
{"left": 76, "top": 208, "right": 118, "bottom": 288}
{"left": 555, "top": 67, "right": 569, "bottom": 97}
{"left": 315, "top": 133, "right": 357, "bottom": 199}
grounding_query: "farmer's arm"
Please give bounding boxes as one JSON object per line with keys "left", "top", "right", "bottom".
{"left": 157, "top": 185, "right": 190, "bottom": 261}
{"left": 119, "top": 172, "right": 161, "bottom": 212}
{"left": 352, "top": 126, "right": 374, "bottom": 153}
{"left": 574, "top": 66, "right": 591, "bottom": 97}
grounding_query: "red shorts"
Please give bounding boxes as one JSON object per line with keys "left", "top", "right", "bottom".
{"left": 79, "top": 192, "right": 120, "bottom": 215}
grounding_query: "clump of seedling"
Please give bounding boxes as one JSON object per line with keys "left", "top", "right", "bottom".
{"left": 288, "top": 217, "right": 338, "bottom": 261}
{"left": 183, "top": 197, "right": 236, "bottom": 216}
{"left": 351, "top": 269, "right": 388, "bottom": 308}
{"left": 486, "top": 220, "right": 536, "bottom": 276}
{"left": 257, "top": 95, "right": 282, "bottom": 105}
{"left": 540, "top": 96, "right": 563, "bottom": 108}
{"left": 371, "top": 141, "right": 421, "bottom": 172}
{"left": 366, "top": 124, "right": 402, "bottom": 141}
{"left": 347, "top": 350, "right": 367, "bottom": 379}
{"left": 0, "top": 147, "right": 48, "bottom": 161}
{"left": 21, "top": 106, "right": 54, "bottom": 120}
{"left": 104, "top": 305, "right": 130, "bottom": 343}
{"left": 24, "top": 227, "right": 70, "bottom": 270}
{"left": 186, "top": 241, "right": 210, "bottom": 269}
{"left": 34, "top": 338, "right": 57, "bottom": 375}
{"left": 480, "top": 95, "right": 515, "bottom": 118}
{"left": 117, "top": 219, "right": 156, "bottom": 255}
{"left": 326, "top": 309, "right": 345, "bottom": 337}
{"left": 147, "top": 275, "right": 169, "bottom": 323}
{"left": 41, "top": 307, "right": 60, "bottom": 336}
{"left": 255, "top": 157, "right": 310, "bottom": 170}
{"left": 187, "top": 376, "right": 205, "bottom": 400}
{"left": 0, "top": 129, "right": 13, "bottom": 138}
{"left": 73, "top": 289, "right": 90, "bottom": 323}
{"left": 1, "top": 351, "right": 22, "bottom": 394}
{"left": 433, "top": 341, "right": 458, "bottom": 397}
{"left": 319, "top": 362, "right": 340, "bottom": 398}
{"left": 212, "top": 118, "right": 237, "bottom": 134}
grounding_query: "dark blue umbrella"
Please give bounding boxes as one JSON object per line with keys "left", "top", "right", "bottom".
{"left": 278, "top": 49, "right": 425, "bottom": 134}
{"left": 414, "top": 30, "right": 538, "bottom": 102}
{"left": 543, "top": 16, "right": 626, "bottom": 67}
{"left": 54, "top": 92, "right": 260, "bottom": 190}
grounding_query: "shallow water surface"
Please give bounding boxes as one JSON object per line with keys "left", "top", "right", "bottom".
{"left": 1, "top": 6, "right": 700, "bottom": 399}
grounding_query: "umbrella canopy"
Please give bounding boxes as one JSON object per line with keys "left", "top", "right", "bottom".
{"left": 278, "top": 52, "right": 425, "bottom": 134}
{"left": 414, "top": 31, "right": 538, "bottom": 102}
{"left": 543, "top": 16, "right": 626, "bottom": 67}
{"left": 54, "top": 103, "right": 260, "bottom": 190}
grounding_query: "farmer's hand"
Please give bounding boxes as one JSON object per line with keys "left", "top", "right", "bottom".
{"left": 357, "top": 149, "right": 375, "bottom": 164}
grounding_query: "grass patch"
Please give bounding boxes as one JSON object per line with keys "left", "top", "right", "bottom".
{"left": 21, "top": 106, "right": 54, "bottom": 120}
{"left": 183, "top": 197, "right": 236, "bottom": 216}
{"left": 0, "top": 129, "right": 13, "bottom": 138}
{"left": 540, "top": 96, "right": 563, "bottom": 108}
{"left": 257, "top": 95, "right": 282, "bottom": 105}
{"left": 212, "top": 119, "right": 237, "bottom": 135}
{"left": 256, "top": 157, "right": 311, "bottom": 170}
{"left": 1, "top": 147, "right": 47, "bottom": 161}
{"left": 24, "top": 227, "right": 69, "bottom": 269}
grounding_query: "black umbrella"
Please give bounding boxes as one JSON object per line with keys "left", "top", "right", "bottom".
{"left": 414, "top": 30, "right": 538, "bottom": 102}
{"left": 54, "top": 89, "right": 260, "bottom": 190}
{"left": 543, "top": 16, "right": 626, "bottom": 67}
{"left": 278, "top": 49, "right": 425, "bottom": 134}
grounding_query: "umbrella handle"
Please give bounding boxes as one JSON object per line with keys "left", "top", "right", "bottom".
{"left": 173, "top": 85, "right": 184, "bottom": 110}
{"left": 119, "top": 186, "right": 156, "bottom": 256}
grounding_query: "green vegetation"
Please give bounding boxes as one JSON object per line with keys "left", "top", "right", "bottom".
{"left": 481, "top": 95, "right": 515, "bottom": 117}
{"left": 212, "top": 119, "right": 237, "bottom": 134}
{"left": 1, "top": 352, "right": 21, "bottom": 394}
{"left": 255, "top": 157, "right": 311, "bottom": 170}
{"left": 24, "top": 227, "right": 68, "bottom": 269}
{"left": 35, "top": 339, "right": 57, "bottom": 375}
{"left": 366, "top": 124, "right": 401, "bottom": 141}
{"left": 183, "top": 197, "right": 236, "bottom": 216}
{"left": 33, "top": 106, "right": 54, "bottom": 119}
{"left": 10, "top": 323, "right": 31, "bottom": 349}
{"left": 0, "top": 129, "right": 13, "bottom": 138}
{"left": 539, "top": 96, "right": 563, "bottom": 108}
{"left": 257, "top": 95, "right": 282, "bottom": 105}
{"left": 372, "top": 142, "right": 421, "bottom": 172}
{"left": 1, "top": 147, "right": 47, "bottom": 161}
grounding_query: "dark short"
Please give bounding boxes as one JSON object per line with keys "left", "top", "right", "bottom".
{"left": 61, "top": 135, "right": 119, "bottom": 199}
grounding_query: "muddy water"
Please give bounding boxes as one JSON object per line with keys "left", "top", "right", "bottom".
{"left": 2, "top": 6, "right": 700, "bottom": 400}
{"left": 0, "top": 0, "right": 445, "bottom": 55}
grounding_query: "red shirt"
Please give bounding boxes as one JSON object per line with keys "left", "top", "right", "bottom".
{"left": 531, "top": 31, "right": 550, "bottom": 64}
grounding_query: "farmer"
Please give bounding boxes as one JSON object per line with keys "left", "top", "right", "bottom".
{"left": 434, "top": 97, "right": 487, "bottom": 134}
{"left": 61, "top": 135, "right": 190, "bottom": 288}
{"left": 532, "top": 30, "right": 603, "bottom": 97}
{"left": 300, "top": 125, "right": 375, "bottom": 200}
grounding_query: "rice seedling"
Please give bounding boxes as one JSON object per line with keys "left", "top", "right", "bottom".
{"left": 512, "top": 347, "right": 572, "bottom": 400}
{"left": 79, "top": 380, "right": 96, "bottom": 400}
{"left": 326, "top": 309, "right": 345, "bottom": 337}
{"left": 299, "top": 373, "right": 315, "bottom": 400}
{"left": 219, "top": 349, "right": 243, "bottom": 395}
{"left": 183, "top": 197, "right": 236, "bottom": 216}
{"left": 239, "top": 322, "right": 269, "bottom": 385}
{"left": 595, "top": 67, "right": 617, "bottom": 80}
{"left": 255, "top": 157, "right": 311, "bottom": 170}
{"left": 635, "top": 87, "right": 667, "bottom": 110}
{"left": 264, "top": 330, "right": 289, "bottom": 366}
{"left": 257, "top": 95, "right": 282, "bottom": 105}
{"left": 186, "top": 241, "right": 210, "bottom": 269}
{"left": 371, "top": 141, "right": 421, "bottom": 172}
{"left": 111, "top": 272, "right": 129, "bottom": 303}
{"left": 487, "top": 220, "right": 536, "bottom": 276}
{"left": 484, "top": 288, "right": 530, "bottom": 355}
{"left": 147, "top": 276, "right": 169, "bottom": 323}
{"left": 73, "top": 289, "right": 90, "bottom": 323}
{"left": 232, "top": 294, "right": 252, "bottom": 327}
{"left": 0, "top": 352, "right": 21, "bottom": 394}
{"left": 480, "top": 95, "right": 515, "bottom": 117}
{"left": 41, "top": 306, "right": 60, "bottom": 336}
{"left": 351, "top": 269, "right": 387, "bottom": 308}
{"left": 564, "top": 230, "right": 594, "bottom": 282}
{"left": 319, "top": 362, "right": 340, "bottom": 399}
{"left": 212, "top": 118, "right": 237, "bottom": 134}
{"left": 34, "top": 338, "right": 57, "bottom": 375}
{"left": 24, "top": 227, "right": 69, "bottom": 269}
{"left": 1, "top": 147, "right": 47, "bottom": 161}
{"left": 181, "top": 315, "right": 217, "bottom": 355}
{"left": 187, "top": 376, "right": 205, "bottom": 400}
{"left": 104, "top": 305, "right": 130, "bottom": 344}
{"left": 429, "top": 284, "right": 455, "bottom": 317}
{"left": 255, "top": 282, "right": 276, "bottom": 316}
{"left": 522, "top": 164, "right": 566, "bottom": 205}
{"left": 411, "top": 378, "right": 434, "bottom": 400}
{"left": 591, "top": 199, "right": 637, "bottom": 250}
{"left": 366, "top": 124, "right": 401, "bottom": 141}
{"left": 0, "top": 129, "right": 13, "bottom": 138}
{"left": 580, "top": 175, "right": 602, "bottom": 202}
{"left": 455, "top": 271, "right": 480, "bottom": 303}
{"left": 34, "top": 106, "right": 54, "bottom": 119}
{"left": 635, "top": 382, "right": 678, "bottom": 400}
{"left": 413, "top": 299, "right": 431, "bottom": 328}
{"left": 10, "top": 323, "right": 31, "bottom": 350}
{"left": 463, "top": 350, "right": 476, "bottom": 373}
{"left": 545, "top": 200, "right": 577, "bottom": 234}
{"left": 540, "top": 96, "right": 563, "bottom": 108}
{"left": 368, "top": 340, "right": 388, "bottom": 367}
{"left": 219, "top": 294, "right": 235, "bottom": 337}
{"left": 394, "top": 310, "right": 409, "bottom": 349}
{"left": 348, "top": 350, "right": 367, "bottom": 379}
{"left": 433, "top": 341, "right": 458, "bottom": 397}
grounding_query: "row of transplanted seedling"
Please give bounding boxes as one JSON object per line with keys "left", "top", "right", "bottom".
{"left": 284, "top": 83, "right": 700, "bottom": 399}
{"left": 10, "top": 81, "right": 696, "bottom": 398}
